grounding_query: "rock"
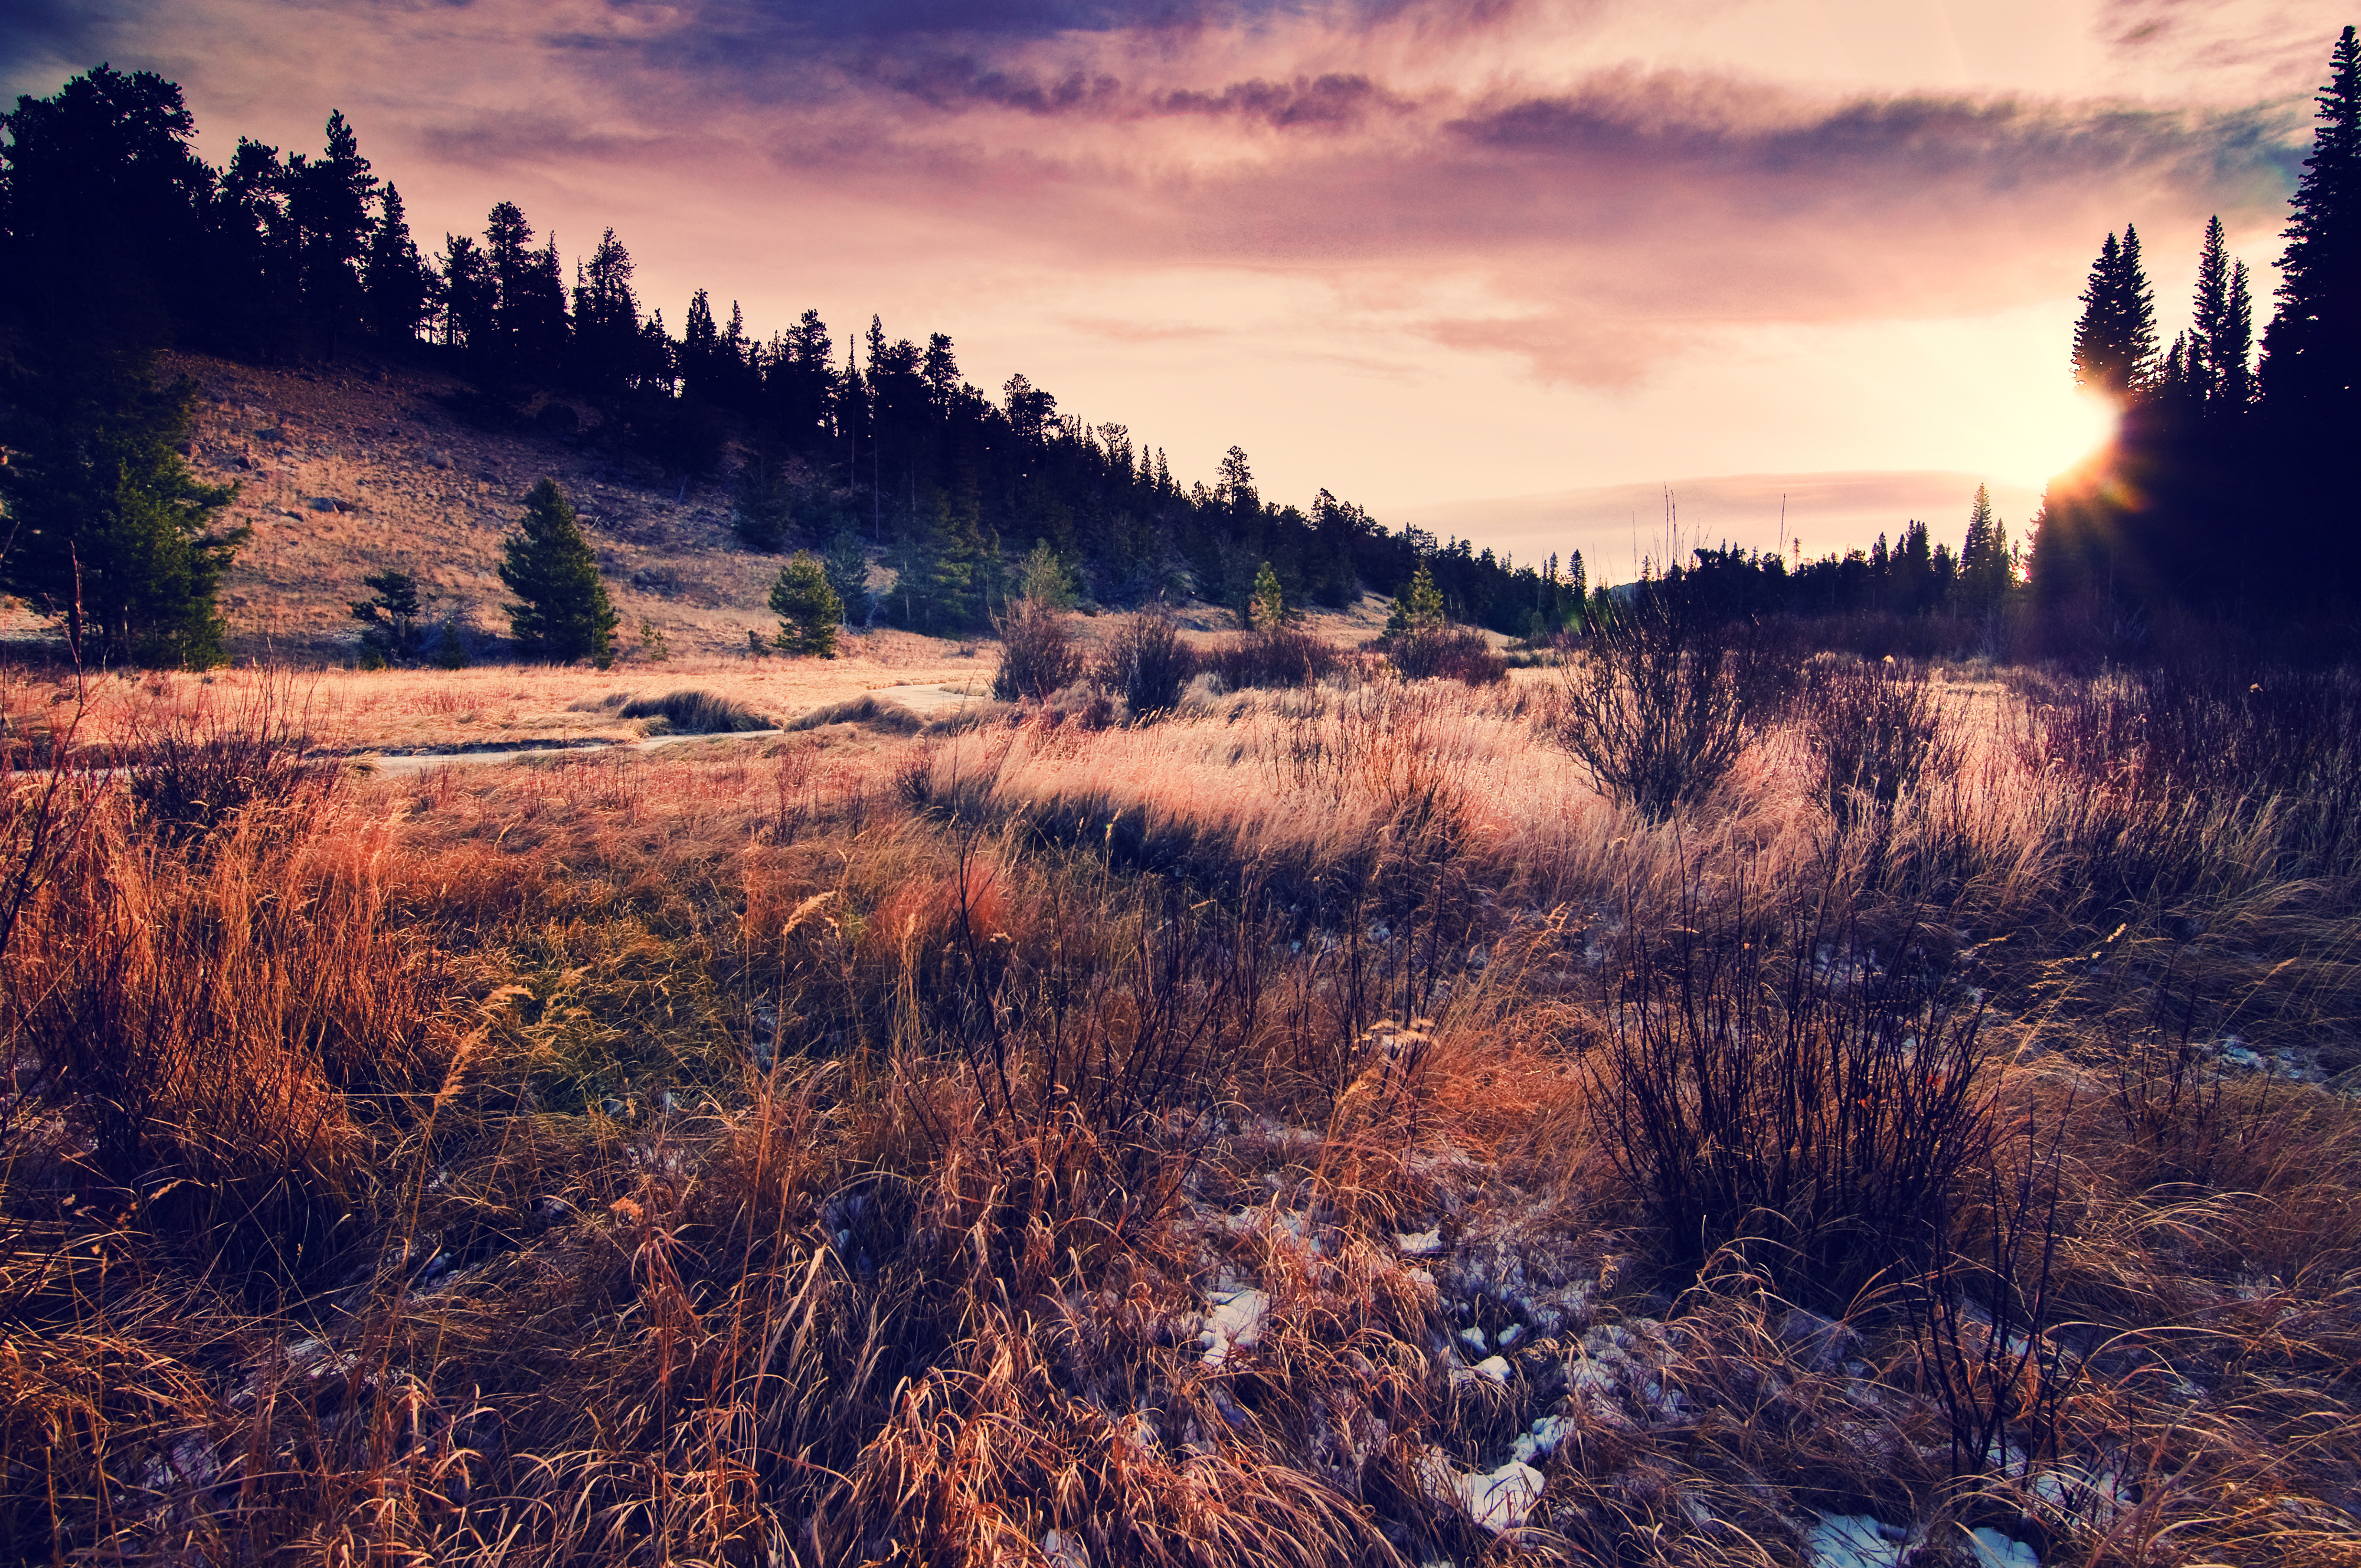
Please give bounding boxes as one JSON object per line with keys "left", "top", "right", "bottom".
{"left": 256, "top": 425, "right": 286, "bottom": 443}
{"left": 427, "top": 450, "right": 453, "bottom": 470}
{"left": 308, "top": 497, "right": 340, "bottom": 512}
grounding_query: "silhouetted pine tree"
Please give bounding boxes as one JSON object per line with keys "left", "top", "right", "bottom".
{"left": 2260, "top": 26, "right": 2360, "bottom": 412}
{"left": 0, "top": 66, "right": 211, "bottom": 345}
{"left": 2071, "top": 226, "right": 2158, "bottom": 397}
{"left": 365, "top": 181, "right": 433, "bottom": 344}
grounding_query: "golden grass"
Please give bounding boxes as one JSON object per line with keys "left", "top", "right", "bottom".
{"left": 5, "top": 653, "right": 2360, "bottom": 1564}
{"left": 1, "top": 652, "right": 994, "bottom": 758}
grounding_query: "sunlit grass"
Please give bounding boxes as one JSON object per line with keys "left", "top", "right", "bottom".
{"left": 4, "top": 650, "right": 2357, "bottom": 1563}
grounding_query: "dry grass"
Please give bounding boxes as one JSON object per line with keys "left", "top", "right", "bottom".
{"left": 5, "top": 649, "right": 2360, "bottom": 1566}
{"left": 0, "top": 654, "right": 991, "bottom": 758}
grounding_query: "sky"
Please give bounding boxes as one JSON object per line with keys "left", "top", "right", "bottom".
{"left": 2, "top": 0, "right": 2345, "bottom": 580}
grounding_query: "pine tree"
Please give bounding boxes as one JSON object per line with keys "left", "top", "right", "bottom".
{"left": 1958, "top": 483, "right": 2013, "bottom": 613}
{"left": 770, "top": 553, "right": 841, "bottom": 657}
{"left": 2192, "top": 215, "right": 2232, "bottom": 403}
{"left": 824, "top": 527, "right": 870, "bottom": 625}
{"left": 499, "top": 477, "right": 616, "bottom": 666}
{"left": 0, "top": 66, "right": 211, "bottom": 344}
{"left": 2259, "top": 26, "right": 2360, "bottom": 407}
{"left": 287, "top": 109, "right": 376, "bottom": 355}
{"left": 1387, "top": 562, "right": 1447, "bottom": 633}
{"left": 365, "top": 182, "right": 432, "bottom": 343}
{"left": 0, "top": 339, "right": 243, "bottom": 667}
{"left": 1248, "top": 561, "right": 1286, "bottom": 631}
{"left": 2071, "top": 227, "right": 2159, "bottom": 397}
{"left": 349, "top": 567, "right": 427, "bottom": 662}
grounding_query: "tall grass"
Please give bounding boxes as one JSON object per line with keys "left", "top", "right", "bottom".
{"left": 6, "top": 653, "right": 2361, "bottom": 1564}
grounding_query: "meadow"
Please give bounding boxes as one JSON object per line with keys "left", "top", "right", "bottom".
{"left": 5, "top": 633, "right": 2360, "bottom": 1567}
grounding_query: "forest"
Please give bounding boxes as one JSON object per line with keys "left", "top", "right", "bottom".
{"left": 5, "top": 26, "right": 2361, "bottom": 1568}
{"left": 0, "top": 66, "right": 1583, "bottom": 652}
{"left": 7, "top": 31, "right": 2353, "bottom": 666}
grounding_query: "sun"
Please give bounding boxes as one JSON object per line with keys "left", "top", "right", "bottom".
{"left": 1991, "top": 386, "right": 2121, "bottom": 492}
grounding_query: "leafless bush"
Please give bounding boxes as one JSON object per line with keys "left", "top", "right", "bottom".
{"left": 1594, "top": 887, "right": 1993, "bottom": 1307}
{"left": 119, "top": 675, "right": 336, "bottom": 844}
{"left": 1800, "top": 657, "right": 1957, "bottom": 831}
{"left": 1907, "top": 1107, "right": 2085, "bottom": 1485}
{"left": 992, "top": 598, "right": 1087, "bottom": 702}
{"left": 1553, "top": 600, "right": 1777, "bottom": 821}
{"left": 1201, "top": 626, "right": 1338, "bottom": 690}
{"left": 1096, "top": 606, "right": 1196, "bottom": 718}
{"left": 2020, "top": 663, "right": 2361, "bottom": 876}
{"left": 1382, "top": 626, "right": 1507, "bottom": 686}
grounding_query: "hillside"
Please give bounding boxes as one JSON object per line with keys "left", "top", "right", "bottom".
{"left": 153, "top": 350, "right": 812, "bottom": 662}
{"left": 0, "top": 349, "right": 1390, "bottom": 676}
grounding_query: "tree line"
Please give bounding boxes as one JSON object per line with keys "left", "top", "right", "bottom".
{"left": 0, "top": 64, "right": 1586, "bottom": 663}
{"left": 2030, "top": 25, "right": 2359, "bottom": 650}
{"left": 1597, "top": 25, "right": 2356, "bottom": 662}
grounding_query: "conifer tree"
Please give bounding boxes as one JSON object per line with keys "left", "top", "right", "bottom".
{"left": 0, "top": 339, "right": 243, "bottom": 667}
{"left": 824, "top": 527, "right": 870, "bottom": 625}
{"left": 2072, "top": 226, "right": 2158, "bottom": 397}
{"left": 1958, "top": 483, "right": 2013, "bottom": 613}
{"left": 365, "top": 182, "right": 432, "bottom": 343}
{"left": 1387, "top": 562, "right": 1447, "bottom": 633}
{"left": 2259, "top": 26, "right": 2359, "bottom": 408}
{"left": 499, "top": 477, "right": 616, "bottom": 666}
{"left": 770, "top": 553, "right": 841, "bottom": 656}
{"left": 1248, "top": 561, "right": 1286, "bottom": 631}
{"left": 349, "top": 567, "right": 427, "bottom": 662}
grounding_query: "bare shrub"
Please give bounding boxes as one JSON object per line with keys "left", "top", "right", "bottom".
{"left": 1096, "top": 606, "right": 1196, "bottom": 718}
{"left": 1799, "top": 657, "right": 1957, "bottom": 831}
{"left": 1907, "top": 1108, "right": 2084, "bottom": 1485}
{"left": 616, "top": 688, "right": 773, "bottom": 732}
{"left": 1382, "top": 626, "right": 1507, "bottom": 686}
{"left": 120, "top": 675, "right": 336, "bottom": 843}
{"left": 1201, "top": 626, "right": 1339, "bottom": 690}
{"left": 992, "top": 598, "right": 1086, "bottom": 702}
{"left": 1593, "top": 889, "right": 1993, "bottom": 1307}
{"left": 2020, "top": 663, "right": 2361, "bottom": 876}
{"left": 1552, "top": 600, "right": 1775, "bottom": 821}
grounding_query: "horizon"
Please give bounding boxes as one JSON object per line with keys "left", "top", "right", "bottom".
{"left": 1, "top": 1, "right": 2337, "bottom": 572}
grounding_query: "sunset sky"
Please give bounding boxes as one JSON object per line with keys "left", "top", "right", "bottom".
{"left": 3, "top": 1, "right": 2342, "bottom": 579}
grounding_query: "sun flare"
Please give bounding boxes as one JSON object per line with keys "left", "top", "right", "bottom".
{"left": 1994, "top": 387, "right": 2121, "bottom": 492}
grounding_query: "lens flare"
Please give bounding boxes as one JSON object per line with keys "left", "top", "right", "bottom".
{"left": 2008, "top": 388, "right": 2121, "bottom": 489}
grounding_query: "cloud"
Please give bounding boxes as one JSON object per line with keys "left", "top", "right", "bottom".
{"left": 45, "top": 0, "right": 2287, "bottom": 399}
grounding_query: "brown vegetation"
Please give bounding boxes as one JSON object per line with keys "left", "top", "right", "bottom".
{"left": 5, "top": 648, "right": 2359, "bottom": 1565}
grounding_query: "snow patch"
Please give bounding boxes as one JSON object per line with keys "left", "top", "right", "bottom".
{"left": 1200, "top": 1288, "right": 1269, "bottom": 1369}
{"left": 1509, "top": 1413, "right": 1575, "bottom": 1466}
{"left": 1419, "top": 1451, "right": 1545, "bottom": 1533}
{"left": 1395, "top": 1228, "right": 1444, "bottom": 1256}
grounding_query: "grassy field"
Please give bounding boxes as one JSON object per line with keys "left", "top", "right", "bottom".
{"left": 5, "top": 639, "right": 2360, "bottom": 1566}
